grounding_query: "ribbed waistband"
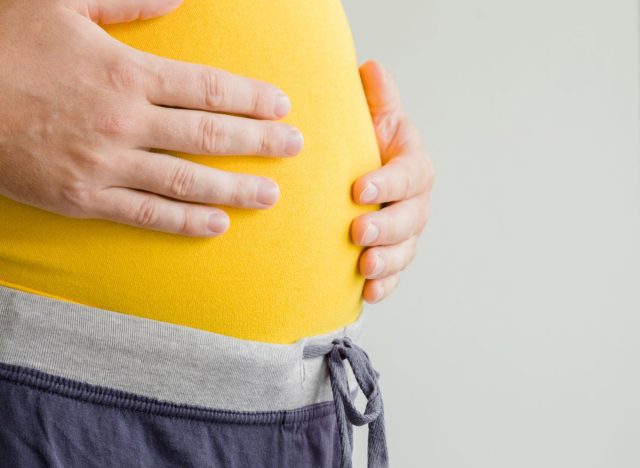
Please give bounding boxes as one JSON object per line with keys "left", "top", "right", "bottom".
{"left": 0, "top": 284, "right": 365, "bottom": 412}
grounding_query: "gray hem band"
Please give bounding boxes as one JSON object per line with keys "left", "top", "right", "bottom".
{"left": 0, "top": 284, "right": 366, "bottom": 412}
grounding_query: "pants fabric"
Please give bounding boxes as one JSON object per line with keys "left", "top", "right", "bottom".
{"left": 0, "top": 285, "right": 388, "bottom": 467}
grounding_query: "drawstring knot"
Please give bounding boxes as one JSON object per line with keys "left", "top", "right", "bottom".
{"left": 303, "top": 336, "right": 389, "bottom": 468}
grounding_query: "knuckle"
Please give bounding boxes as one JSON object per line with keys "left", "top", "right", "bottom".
{"left": 378, "top": 211, "right": 392, "bottom": 236}
{"left": 198, "top": 116, "right": 228, "bottom": 154}
{"left": 227, "top": 183, "right": 242, "bottom": 207}
{"left": 166, "top": 163, "right": 197, "bottom": 199}
{"left": 70, "top": 188, "right": 100, "bottom": 219}
{"left": 204, "top": 70, "right": 228, "bottom": 109}
{"left": 256, "top": 124, "right": 271, "bottom": 155}
{"left": 106, "top": 60, "right": 143, "bottom": 92}
{"left": 415, "top": 152, "right": 435, "bottom": 188}
{"left": 178, "top": 209, "right": 195, "bottom": 235}
{"left": 389, "top": 276, "right": 401, "bottom": 293}
{"left": 228, "top": 179, "right": 252, "bottom": 207}
{"left": 134, "top": 197, "right": 160, "bottom": 227}
{"left": 56, "top": 156, "right": 101, "bottom": 211}
{"left": 403, "top": 171, "right": 413, "bottom": 200}
{"left": 249, "top": 84, "right": 262, "bottom": 116}
{"left": 406, "top": 238, "right": 418, "bottom": 266}
{"left": 410, "top": 208, "right": 422, "bottom": 237}
{"left": 58, "top": 179, "right": 89, "bottom": 210}
{"left": 71, "top": 147, "right": 103, "bottom": 174}
{"left": 57, "top": 182, "right": 100, "bottom": 221}
{"left": 379, "top": 114, "right": 400, "bottom": 147}
{"left": 95, "top": 110, "right": 135, "bottom": 138}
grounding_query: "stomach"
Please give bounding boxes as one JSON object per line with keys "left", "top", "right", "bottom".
{"left": 0, "top": 0, "right": 381, "bottom": 344}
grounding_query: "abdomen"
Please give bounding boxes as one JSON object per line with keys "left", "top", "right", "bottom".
{"left": 0, "top": 0, "right": 381, "bottom": 343}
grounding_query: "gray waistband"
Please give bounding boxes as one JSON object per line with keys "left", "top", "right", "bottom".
{"left": 0, "top": 284, "right": 366, "bottom": 412}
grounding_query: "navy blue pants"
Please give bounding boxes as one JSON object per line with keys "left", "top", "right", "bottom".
{"left": 0, "top": 285, "right": 386, "bottom": 467}
{"left": 0, "top": 362, "right": 345, "bottom": 467}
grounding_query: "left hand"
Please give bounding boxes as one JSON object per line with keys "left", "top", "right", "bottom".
{"left": 352, "top": 60, "right": 435, "bottom": 303}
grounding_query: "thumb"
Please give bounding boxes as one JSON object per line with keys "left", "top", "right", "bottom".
{"left": 74, "top": 0, "right": 184, "bottom": 24}
{"left": 360, "top": 60, "right": 414, "bottom": 158}
{"left": 359, "top": 60, "right": 404, "bottom": 119}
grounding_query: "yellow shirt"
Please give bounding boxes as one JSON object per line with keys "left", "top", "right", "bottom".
{"left": 0, "top": 0, "right": 381, "bottom": 343}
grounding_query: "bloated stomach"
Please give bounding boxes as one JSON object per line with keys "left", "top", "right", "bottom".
{"left": 0, "top": 0, "right": 381, "bottom": 343}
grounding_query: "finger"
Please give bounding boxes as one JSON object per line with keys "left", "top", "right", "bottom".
{"left": 77, "top": 0, "right": 184, "bottom": 24}
{"left": 359, "top": 236, "right": 419, "bottom": 279}
{"left": 115, "top": 150, "right": 281, "bottom": 208}
{"left": 353, "top": 153, "right": 433, "bottom": 205}
{"left": 363, "top": 272, "right": 401, "bottom": 304}
{"left": 138, "top": 53, "right": 292, "bottom": 119}
{"left": 351, "top": 194, "right": 429, "bottom": 246}
{"left": 359, "top": 59, "right": 403, "bottom": 119}
{"left": 359, "top": 60, "right": 416, "bottom": 160}
{"left": 90, "top": 186, "right": 230, "bottom": 237}
{"left": 141, "top": 105, "right": 303, "bottom": 157}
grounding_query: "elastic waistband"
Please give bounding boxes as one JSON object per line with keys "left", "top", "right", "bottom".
{"left": 0, "top": 284, "right": 365, "bottom": 412}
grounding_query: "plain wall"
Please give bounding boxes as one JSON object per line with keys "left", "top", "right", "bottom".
{"left": 342, "top": 1, "right": 640, "bottom": 467}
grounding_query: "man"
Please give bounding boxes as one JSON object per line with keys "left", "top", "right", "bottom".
{"left": 0, "top": 1, "right": 434, "bottom": 466}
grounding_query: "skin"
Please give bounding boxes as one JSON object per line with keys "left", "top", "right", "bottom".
{"left": 352, "top": 60, "right": 435, "bottom": 304}
{"left": 0, "top": 0, "right": 303, "bottom": 237}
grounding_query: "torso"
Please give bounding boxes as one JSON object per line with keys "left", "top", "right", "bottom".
{"left": 0, "top": 0, "right": 381, "bottom": 343}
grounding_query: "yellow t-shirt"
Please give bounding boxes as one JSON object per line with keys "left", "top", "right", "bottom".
{"left": 0, "top": 0, "right": 381, "bottom": 343}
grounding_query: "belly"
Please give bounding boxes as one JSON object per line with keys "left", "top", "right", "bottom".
{"left": 0, "top": 0, "right": 381, "bottom": 343}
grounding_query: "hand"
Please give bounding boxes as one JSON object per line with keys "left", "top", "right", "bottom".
{"left": 352, "top": 60, "right": 435, "bottom": 303}
{"left": 0, "top": 0, "right": 304, "bottom": 237}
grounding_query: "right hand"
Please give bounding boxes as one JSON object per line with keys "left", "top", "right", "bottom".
{"left": 0, "top": 0, "right": 304, "bottom": 237}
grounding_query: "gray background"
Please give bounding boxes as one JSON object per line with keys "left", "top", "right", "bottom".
{"left": 343, "top": 1, "right": 640, "bottom": 467}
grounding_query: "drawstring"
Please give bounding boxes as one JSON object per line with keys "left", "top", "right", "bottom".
{"left": 303, "top": 336, "right": 389, "bottom": 468}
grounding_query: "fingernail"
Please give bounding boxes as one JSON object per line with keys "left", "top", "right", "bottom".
{"left": 370, "top": 253, "right": 385, "bottom": 277}
{"left": 274, "top": 92, "right": 291, "bottom": 118}
{"left": 207, "top": 212, "right": 229, "bottom": 233}
{"left": 359, "top": 183, "right": 379, "bottom": 203}
{"left": 361, "top": 222, "right": 379, "bottom": 245}
{"left": 285, "top": 129, "right": 304, "bottom": 156}
{"left": 257, "top": 180, "right": 280, "bottom": 205}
